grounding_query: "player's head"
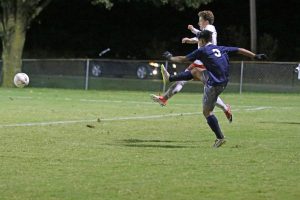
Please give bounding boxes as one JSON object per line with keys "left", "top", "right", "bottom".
{"left": 197, "top": 30, "right": 212, "bottom": 46}
{"left": 198, "top": 10, "right": 214, "bottom": 29}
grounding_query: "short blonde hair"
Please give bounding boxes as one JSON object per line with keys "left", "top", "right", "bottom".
{"left": 198, "top": 10, "right": 214, "bottom": 25}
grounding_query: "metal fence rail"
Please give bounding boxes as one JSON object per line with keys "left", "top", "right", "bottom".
{"left": 14, "top": 59, "right": 300, "bottom": 93}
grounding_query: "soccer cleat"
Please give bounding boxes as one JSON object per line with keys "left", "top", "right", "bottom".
{"left": 161, "top": 64, "right": 170, "bottom": 84}
{"left": 150, "top": 94, "right": 167, "bottom": 106}
{"left": 224, "top": 104, "right": 233, "bottom": 123}
{"left": 212, "top": 138, "right": 226, "bottom": 148}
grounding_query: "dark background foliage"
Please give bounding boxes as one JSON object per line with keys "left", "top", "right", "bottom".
{"left": 24, "top": 0, "right": 300, "bottom": 61}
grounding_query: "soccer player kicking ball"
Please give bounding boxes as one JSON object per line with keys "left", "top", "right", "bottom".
{"left": 162, "top": 30, "right": 267, "bottom": 148}
{"left": 151, "top": 10, "right": 233, "bottom": 123}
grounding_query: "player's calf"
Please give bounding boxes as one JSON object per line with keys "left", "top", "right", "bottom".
{"left": 169, "top": 71, "right": 193, "bottom": 82}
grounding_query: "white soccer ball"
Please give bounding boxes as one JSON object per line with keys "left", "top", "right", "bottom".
{"left": 14, "top": 73, "right": 30, "bottom": 88}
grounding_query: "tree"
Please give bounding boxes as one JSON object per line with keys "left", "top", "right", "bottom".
{"left": 0, "top": 0, "right": 212, "bottom": 87}
{"left": 92, "top": 0, "right": 213, "bottom": 10}
{"left": 0, "top": 0, "right": 51, "bottom": 87}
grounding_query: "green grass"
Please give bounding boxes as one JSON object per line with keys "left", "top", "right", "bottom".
{"left": 0, "top": 88, "right": 299, "bottom": 200}
{"left": 29, "top": 75, "right": 300, "bottom": 93}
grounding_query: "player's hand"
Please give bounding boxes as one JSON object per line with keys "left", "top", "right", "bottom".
{"left": 254, "top": 54, "right": 267, "bottom": 60}
{"left": 162, "top": 51, "right": 172, "bottom": 60}
{"left": 187, "top": 25, "right": 194, "bottom": 30}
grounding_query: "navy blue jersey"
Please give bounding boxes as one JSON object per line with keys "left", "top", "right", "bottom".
{"left": 186, "top": 44, "right": 238, "bottom": 86}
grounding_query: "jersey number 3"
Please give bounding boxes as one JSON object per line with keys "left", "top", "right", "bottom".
{"left": 212, "top": 49, "right": 221, "bottom": 57}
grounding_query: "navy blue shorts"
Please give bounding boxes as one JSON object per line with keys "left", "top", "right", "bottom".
{"left": 203, "top": 84, "right": 226, "bottom": 111}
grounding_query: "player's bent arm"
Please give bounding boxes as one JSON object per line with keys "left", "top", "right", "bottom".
{"left": 170, "top": 56, "right": 189, "bottom": 63}
{"left": 188, "top": 25, "right": 200, "bottom": 34}
{"left": 237, "top": 48, "right": 256, "bottom": 59}
{"left": 182, "top": 37, "right": 199, "bottom": 44}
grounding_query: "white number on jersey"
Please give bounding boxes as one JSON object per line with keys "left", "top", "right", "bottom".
{"left": 212, "top": 49, "right": 221, "bottom": 57}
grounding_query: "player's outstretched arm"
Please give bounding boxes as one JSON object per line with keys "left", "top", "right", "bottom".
{"left": 237, "top": 48, "right": 267, "bottom": 60}
{"left": 170, "top": 56, "right": 189, "bottom": 63}
{"left": 162, "top": 51, "right": 188, "bottom": 63}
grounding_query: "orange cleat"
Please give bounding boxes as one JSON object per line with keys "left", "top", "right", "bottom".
{"left": 150, "top": 94, "right": 167, "bottom": 106}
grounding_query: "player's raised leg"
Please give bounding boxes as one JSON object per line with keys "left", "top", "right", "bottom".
{"left": 162, "top": 65, "right": 194, "bottom": 82}
{"left": 151, "top": 81, "right": 186, "bottom": 106}
{"left": 151, "top": 65, "right": 192, "bottom": 106}
{"left": 162, "top": 81, "right": 186, "bottom": 100}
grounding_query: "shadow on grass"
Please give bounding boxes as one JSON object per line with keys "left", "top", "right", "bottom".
{"left": 259, "top": 121, "right": 300, "bottom": 125}
{"left": 114, "top": 138, "right": 204, "bottom": 149}
{"left": 122, "top": 144, "right": 190, "bottom": 148}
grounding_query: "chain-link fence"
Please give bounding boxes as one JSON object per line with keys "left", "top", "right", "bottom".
{"left": 10, "top": 59, "right": 300, "bottom": 93}
{"left": 229, "top": 61, "right": 300, "bottom": 93}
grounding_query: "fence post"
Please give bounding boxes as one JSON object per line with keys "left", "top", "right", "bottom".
{"left": 85, "top": 59, "right": 90, "bottom": 90}
{"left": 239, "top": 61, "right": 244, "bottom": 94}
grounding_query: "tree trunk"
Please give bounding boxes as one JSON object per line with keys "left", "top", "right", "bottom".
{"left": 1, "top": 20, "right": 26, "bottom": 87}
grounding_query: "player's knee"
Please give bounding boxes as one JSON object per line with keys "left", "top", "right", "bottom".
{"left": 186, "top": 66, "right": 193, "bottom": 71}
{"left": 191, "top": 68, "right": 203, "bottom": 81}
{"left": 176, "top": 81, "right": 186, "bottom": 86}
{"left": 202, "top": 109, "right": 210, "bottom": 118}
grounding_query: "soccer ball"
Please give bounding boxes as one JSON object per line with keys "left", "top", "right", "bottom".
{"left": 14, "top": 73, "right": 30, "bottom": 88}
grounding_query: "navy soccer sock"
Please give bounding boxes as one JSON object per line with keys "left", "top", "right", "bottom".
{"left": 206, "top": 115, "right": 224, "bottom": 139}
{"left": 169, "top": 71, "right": 193, "bottom": 82}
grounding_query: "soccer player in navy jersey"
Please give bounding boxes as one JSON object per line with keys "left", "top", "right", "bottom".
{"left": 151, "top": 10, "right": 233, "bottom": 123}
{"left": 162, "top": 30, "right": 267, "bottom": 148}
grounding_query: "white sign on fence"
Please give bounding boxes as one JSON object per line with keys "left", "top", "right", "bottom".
{"left": 295, "top": 64, "right": 300, "bottom": 80}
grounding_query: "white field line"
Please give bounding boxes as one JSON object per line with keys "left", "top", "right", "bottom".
{"left": 1, "top": 119, "right": 96, "bottom": 127}
{"left": 80, "top": 98, "right": 208, "bottom": 106}
{"left": 3, "top": 95, "right": 281, "bottom": 108}
{"left": 5, "top": 96, "right": 191, "bottom": 106}
{"left": 80, "top": 99, "right": 155, "bottom": 105}
{"left": 5, "top": 95, "right": 270, "bottom": 107}
{"left": 0, "top": 112, "right": 201, "bottom": 128}
{"left": 244, "top": 106, "right": 272, "bottom": 111}
{"left": 80, "top": 99, "right": 274, "bottom": 108}
{"left": 0, "top": 106, "right": 271, "bottom": 128}
{"left": 8, "top": 96, "right": 33, "bottom": 99}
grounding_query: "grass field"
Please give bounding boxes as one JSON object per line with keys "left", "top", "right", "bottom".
{"left": 0, "top": 88, "right": 299, "bottom": 200}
